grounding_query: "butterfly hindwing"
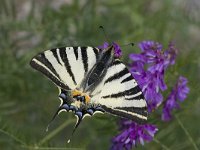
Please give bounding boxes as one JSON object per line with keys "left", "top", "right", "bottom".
{"left": 91, "top": 59, "right": 148, "bottom": 123}
{"left": 30, "top": 47, "right": 99, "bottom": 90}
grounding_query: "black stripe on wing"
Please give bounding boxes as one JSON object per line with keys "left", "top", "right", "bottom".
{"left": 104, "top": 68, "right": 129, "bottom": 84}
{"left": 125, "top": 93, "right": 144, "bottom": 100}
{"left": 102, "top": 85, "right": 142, "bottom": 99}
{"left": 111, "top": 59, "right": 121, "bottom": 66}
{"left": 30, "top": 60, "right": 70, "bottom": 90}
{"left": 59, "top": 47, "right": 77, "bottom": 85}
{"left": 50, "top": 49, "right": 61, "bottom": 65}
{"left": 35, "top": 53, "right": 61, "bottom": 80}
{"left": 121, "top": 74, "right": 133, "bottom": 83}
{"left": 81, "top": 47, "right": 88, "bottom": 72}
{"left": 115, "top": 107, "right": 147, "bottom": 117}
{"left": 101, "top": 105, "right": 147, "bottom": 124}
{"left": 73, "top": 47, "right": 79, "bottom": 60}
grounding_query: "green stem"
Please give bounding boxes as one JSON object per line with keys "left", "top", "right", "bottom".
{"left": 21, "top": 145, "right": 83, "bottom": 150}
{"left": 175, "top": 115, "right": 199, "bottom": 150}
{"left": 38, "top": 119, "right": 74, "bottom": 146}
{"left": 0, "top": 128, "right": 26, "bottom": 146}
{"left": 153, "top": 137, "right": 170, "bottom": 150}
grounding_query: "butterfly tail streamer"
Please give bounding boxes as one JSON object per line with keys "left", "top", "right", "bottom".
{"left": 67, "top": 112, "right": 83, "bottom": 143}
{"left": 46, "top": 107, "right": 63, "bottom": 132}
{"left": 46, "top": 103, "right": 70, "bottom": 132}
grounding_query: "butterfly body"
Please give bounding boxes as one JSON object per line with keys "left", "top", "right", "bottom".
{"left": 30, "top": 45, "right": 148, "bottom": 132}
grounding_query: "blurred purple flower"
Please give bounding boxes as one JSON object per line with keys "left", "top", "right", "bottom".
{"left": 162, "top": 76, "right": 189, "bottom": 121}
{"left": 111, "top": 120, "right": 158, "bottom": 150}
{"left": 138, "top": 41, "right": 162, "bottom": 52}
{"left": 98, "top": 42, "right": 122, "bottom": 58}
{"left": 98, "top": 42, "right": 109, "bottom": 49}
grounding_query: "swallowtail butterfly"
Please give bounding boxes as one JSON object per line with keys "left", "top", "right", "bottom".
{"left": 30, "top": 45, "right": 148, "bottom": 134}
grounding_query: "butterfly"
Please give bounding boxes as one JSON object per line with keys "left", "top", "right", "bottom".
{"left": 30, "top": 44, "right": 148, "bottom": 134}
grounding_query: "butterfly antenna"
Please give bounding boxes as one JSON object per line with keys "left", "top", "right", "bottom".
{"left": 99, "top": 26, "right": 111, "bottom": 44}
{"left": 120, "top": 42, "right": 135, "bottom": 47}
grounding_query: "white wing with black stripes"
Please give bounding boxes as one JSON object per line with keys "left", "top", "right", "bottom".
{"left": 91, "top": 59, "right": 148, "bottom": 123}
{"left": 30, "top": 47, "right": 99, "bottom": 90}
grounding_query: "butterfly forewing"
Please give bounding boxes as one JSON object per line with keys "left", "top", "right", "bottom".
{"left": 30, "top": 47, "right": 99, "bottom": 90}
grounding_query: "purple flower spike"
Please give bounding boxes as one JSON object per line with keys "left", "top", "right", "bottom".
{"left": 162, "top": 76, "right": 189, "bottom": 121}
{"left": 129, "top": 40, "right": 182, "bottom": 111}
{"left": 110, "top": 40, "right": 188, "bottom": 148}
{"left": 111, "top": 120, "right": 158, "bottom": 150}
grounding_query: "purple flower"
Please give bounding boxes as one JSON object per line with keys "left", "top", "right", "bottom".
{"left": 98, "top": 42, "right": 122, "bottom": 58}
{"left": 131, "top": 41, "right": 165, "bottom": 72}
{"left": 162, "top": 76, "right": 189, "bottom": 121}
{"left": 130, "top": 61, "right": 166, "bottom": 111}
{"left": 129, "top": 40, "right": 179, "bottom": 111}
{"left": 113, "top": 42, "right": 122, "bottom": 58}
{"left": 109, "top": 40, "right": 188, "bottom": 149}
{"left": 130, "top": 40, "right": 177, "bottom": 74}
{"left": 111, "top": 120, "right": 158, "bottom": 150}
{"left": 138, "top": 42, "right": 166, "bottom": 72}
{"left": 129, "top": 53, "right": 146, "bottom": 64}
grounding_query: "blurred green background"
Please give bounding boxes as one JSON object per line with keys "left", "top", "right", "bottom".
{"left": 0, "top": 0, "right": 200, "bottom": 150}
